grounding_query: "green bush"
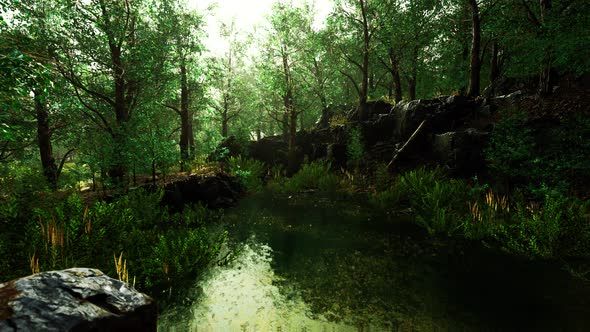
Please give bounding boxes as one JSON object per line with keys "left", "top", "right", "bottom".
{"left": 369, "top": 187, "right": 403, "bottom": 211}
{"left": 486, "top": 111, "right": 590, "bottom": 198}
{"left": 461, "top": 188, "right": 590, "bottom": 259}
{"left": 485, "top": 110, "right": 536, "bottom": 185}
{"left": 1, "top": 189, "right": 225, "bottom": 299}
{"left": 369, "top": 168, "right": 468, "bottom": 235}
{"left": 396, "top": 168, "right": 467, "bottom": 235}
{"left": 347, "top": 126, "right": 365, "bottom": 168}
{"left": 280, "top": 160, "right": 340, "bottom": 193}
{"left": 227, "top": 156, "right": 265, "bottom": 193}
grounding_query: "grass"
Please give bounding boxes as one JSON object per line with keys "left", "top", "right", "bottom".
{"left": 369, "top": 167, "right": 590, "bottom": 260}
{"left": 0, "top": 188, "right": 225, "bottom": 302}
{"left": 269, "top": 160, "right": 342, "bottom": 194}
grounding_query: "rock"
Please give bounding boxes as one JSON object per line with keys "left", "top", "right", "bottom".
{"left": 0, "top": 268, "right": 156, "bottom": 332}
{"left": 432, "top": 128, "right": 489, "bottom": 176}
{"left": 161, "top": 173, "right": 241, "bottom": 212}
{"left": 491, "top": 90, "right": 524, "bottom": 103}
{"left": 327, "top": 143, "right": 347, "bottom": 169}
{"left": 247, "top": 136, "right": 288, "bottom": 166}
{"left": 210, "top": 95, "right": 489, "bottom": 176}
{"left": 207, "top": 136, "right": 244, "bottom": 162}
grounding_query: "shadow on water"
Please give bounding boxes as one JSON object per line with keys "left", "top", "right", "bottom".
{"left": 159, "top": 192, "right": 590, "bottom": 331}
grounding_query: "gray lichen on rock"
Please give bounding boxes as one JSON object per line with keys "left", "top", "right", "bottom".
{"left": 0, "top": 268, "right": 156, "bottom": 332}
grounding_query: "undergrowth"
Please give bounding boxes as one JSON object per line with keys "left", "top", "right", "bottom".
{"left": 0, "top": 188, "right": 226, "bottom": 300}
{"left": 369, "top": 167, "right": 590, "bottom": 260}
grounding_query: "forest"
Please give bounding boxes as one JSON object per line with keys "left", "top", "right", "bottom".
{"left": 1, "top": 0, "right": 590, "bottom": 330}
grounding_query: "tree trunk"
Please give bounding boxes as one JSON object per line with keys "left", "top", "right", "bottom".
{"left": 467, "top": 0, "right": 481, "bottom": 97}
{"left": 109, "top": 39, "right": 129, "bottom": 186}
{"left": 313, "top": 58, "right": 328, "bottom": 110}
{"left": 34, "top": 90, "right": 58, "bottom": 189}
{"left": 490, "top": 41, "right": 500, "bottom": 95}
{"left": 282, "top": 111, "right": 289, "bottom": 143}
{"left": 358, "top": 0, "right": 370, "bottom": 121}
{"left": 407, "top": 46, "right": 419, "bottom": 101}
{"left": 281, "top": 47, "right": 298, "bottom": 175}
{"left": 151, "top": 159, "right": 156, "bottom": 186}
{"left": 538, "top": 0, "right": 554, "bottom": 95}
{"left": 222, "top": 117, "right": 229, "bottom": 138}
{"left": 300, "top": 111, "right": 305, "bottom": 132}
{"left": 188, "top": 116, "right": 195, "bottom": 161}
{"left": 389, "top": 48, "right": 403, "bottom": 103}
{"left": 287, "top": 108, "right": 298, "bottom": 176}
{"left": 179, "top": 61, "right": 190, "bottom": 171}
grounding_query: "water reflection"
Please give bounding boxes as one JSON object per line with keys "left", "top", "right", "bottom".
{"left": 159, "top": 193, "right": 590, "bottom": 332}
{"left": 159, "top": 241, "right": 358, "bottom": 332}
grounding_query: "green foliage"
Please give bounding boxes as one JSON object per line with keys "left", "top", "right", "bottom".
{"left": 485, "top": 109, "right": 536, "bottom": 183}
{"left": 398, "top": 168, "right": 468, "bottom": 235}
{"left": 371, "top": 168, "right": 590, "bottom": 260}
{"left": 227, "top": 156, "right": 266, "bottom": 193}
{"left": 465, "top": 192, "right": 590, "bottom": 259}
{"left": 346, "top": 126, "right": 365, "bottom": 168}
{"left": 486, "top": 111, "right": 590, "bottom": 197}
{"left": 0, "top": 189, "right": 225, "bottom": 298}
{"left": 278, "top": 160, "right": 341, "bottom": 193}
{"left": 329, "top": 114, "right": 348, "bottom": 128}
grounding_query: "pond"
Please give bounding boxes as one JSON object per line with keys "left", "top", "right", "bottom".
{"left": 159, "top": 192, "right": 590, "bottom": 331}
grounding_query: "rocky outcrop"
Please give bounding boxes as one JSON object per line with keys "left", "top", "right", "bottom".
{"left": 0, "top": 268, "right": 156, "bottom": 332}
{"left": 212, "top": 95, "right": 518, "bottom": 177}
{"left": 207, "top": 136, "right": 245, "bottom": 162}
{"left": 161, "top": 173, "right": 241, "bottom": 212}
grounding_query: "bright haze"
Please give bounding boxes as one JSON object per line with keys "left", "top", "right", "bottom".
{"left": 188, "top": 0, "right": 333, "bottom": 56}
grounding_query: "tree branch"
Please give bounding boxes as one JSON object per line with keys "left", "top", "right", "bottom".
{"left": 163, "top": 104, "right": 181, "bottom": 115}
{"left": 340, "top": 70, "right": 361, "bottom": 98}
{"left": 56, "top": 149, "right": 76, "bottom": 180}
{"left": 520, "top": 0, "right": 541, "bottom": 27}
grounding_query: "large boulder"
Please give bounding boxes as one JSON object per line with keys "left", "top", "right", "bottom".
{"left": 207, "top": 136, "right": 244, "bottom": 162}
{"left": 432, "top": 128, "right": 490, "bottom": 176}
{"left": 210, "top": 95, "right": 491, "bottom": 176}
{"left": 0, "top": 268, "right": 156, "bottom": 332}
{"left": 161, "top": 173, "right": 241, "bottom": 212}
{"left": 247, "top": 136, "right": 289, "bottom": 166}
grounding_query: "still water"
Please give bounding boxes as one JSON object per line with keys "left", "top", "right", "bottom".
{"left": 159, "top": 192, "right": 590, "bottom": 331}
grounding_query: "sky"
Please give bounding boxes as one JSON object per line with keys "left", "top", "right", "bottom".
{"left": 187, "top": 0, "right": 333, "bottom": 56}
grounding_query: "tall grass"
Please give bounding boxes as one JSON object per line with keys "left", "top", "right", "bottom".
{"left": 370, "top": 168, "right": 590, "bottom": 259}
{"left": 273, "top": 160, "right": 341, "bottom": 193}
{"left": 0, "top": 188, "right": 225, "bottom": 299}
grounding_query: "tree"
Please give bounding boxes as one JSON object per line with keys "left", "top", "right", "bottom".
{"left": 161, "top": 3, "right": 204, "bottom": 171}
{"left": 258, "top": 1, "right": 315, "bottom": 173}
{"left": 209, "top": 19, "right": 249, "bottom": 138}
{"left": 46, "top": 0, "right": 172, "bottom": 185}
{"left": 467, "top": 0, "right": 482, "bottom": 97}
{"left": 331, "top": 0, "right": 385, "bottom": 118}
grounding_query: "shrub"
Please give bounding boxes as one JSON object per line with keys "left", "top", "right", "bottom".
{"left": 485, "top": 110, "right": 536, "bottom": 184}
{"left": 486, "top": 111, "right": 590, "bottom": 198}
{"left": 2, "top": 189, "right": 226, "bottom": 300}
{"left": 463, "top": 189, "right": 590, "bottom": 259}
{"left": 281, "top": 160, "right": 340, "bottom": 193}
{"left": 227, "top": 156, "right": 265, "bottom": 193}
{"left": 369, "top": 187, "right": 403, "bottom": 211}
{"left": 347, "top": 126, "right": 365, "bottom": 168}
{"left": 370, "top": 168, "right": 468, "bottom": 235}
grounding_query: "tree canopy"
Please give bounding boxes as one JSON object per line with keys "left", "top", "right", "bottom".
{"left": 1, "top": 0, "right": 588, "bottom": 186}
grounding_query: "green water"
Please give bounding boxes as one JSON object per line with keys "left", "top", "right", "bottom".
{"left": 159, "top": 192, "right": 590, "bottom": 331}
